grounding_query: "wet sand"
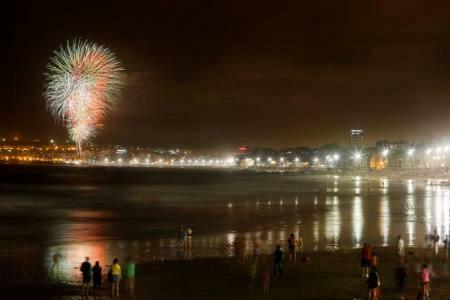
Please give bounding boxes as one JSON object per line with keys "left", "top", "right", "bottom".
{"left": 4, "top": 246, "right": 450, "bottom": 299}
{"left": 3, "top": 164, "right": 450, "bottom": 296}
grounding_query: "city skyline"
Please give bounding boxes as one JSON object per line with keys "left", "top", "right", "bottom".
{"left": 5, "top": 1, "right": 450, "bottom": 150}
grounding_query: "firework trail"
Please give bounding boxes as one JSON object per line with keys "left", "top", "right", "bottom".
{"left": 44, "top": 39, "right": 124, "bottom": 154}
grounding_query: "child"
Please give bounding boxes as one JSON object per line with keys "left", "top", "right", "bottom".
{"left": 420, "top": 264, "right": 431, "bottom": 298}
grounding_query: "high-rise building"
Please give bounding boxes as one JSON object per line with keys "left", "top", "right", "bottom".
{"left": 349, "top": 129, "right": 364, "bottom": 150}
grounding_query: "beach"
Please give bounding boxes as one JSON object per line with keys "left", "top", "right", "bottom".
{"left": 1, "top": 165, "right": 450, "bottom": 298}
{"left": 4, "top": 246, "right": 450, "bottom": 299}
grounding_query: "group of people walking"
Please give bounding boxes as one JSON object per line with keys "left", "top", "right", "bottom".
{"left": 245, "top": 232, "right": 305, "bottom": 296}
{"left": 358, "top": 232, "right": 446, "bottom": 300}
{"left": 79, "top": 256, "right": 135, "bottom": 297}
{"left": 360, "top": 243, "right": 380, "bottom": 300}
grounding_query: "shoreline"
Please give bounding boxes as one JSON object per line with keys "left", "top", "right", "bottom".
{"left": 2, "top": 161, "right": 450, "bottom": 180}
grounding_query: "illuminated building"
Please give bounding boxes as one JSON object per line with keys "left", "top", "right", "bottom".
{"left": 349, "top": 129, "right": 364, "bottom": 150}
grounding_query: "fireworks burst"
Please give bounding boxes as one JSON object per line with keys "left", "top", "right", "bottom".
{"left": 44, "top": 39, "right": 124, "bottom": 154}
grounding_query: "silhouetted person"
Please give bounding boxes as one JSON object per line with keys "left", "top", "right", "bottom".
{"left": 248, "top": 258, "right": 257, "bottom": 293}
{"left": 288, "top": 233, "right": 296, "bottom": 262}
{"left": 92, "top": 261, "right": 102, "bottom": 292}
{"left": 371, "top": 252, "right": 377, "bottom": 267}
{"left": 367, "top": 266, "right": 380, "bottom": 300}
{"left": 361, "top": 243, "right": 371, "bottom": 278}
{"left": 263, "top": 266, "right": 270, "bottom": 296}
{"left": 273, "top": 245, "right": 284, "bottom": 277}
{"left": 80, "top": 257, "right": 92, "bottom": 297}
{"left": 395, "top": 264, "right": 407, "bottom": 300}
{"left": 443, "top": 234, "right": 449, "bottom": 261}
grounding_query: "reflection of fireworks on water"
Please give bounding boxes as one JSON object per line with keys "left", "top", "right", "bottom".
{"left": 44, "top": 39, "right": 124, "bottom": 153}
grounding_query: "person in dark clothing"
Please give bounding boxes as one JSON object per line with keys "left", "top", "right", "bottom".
{"left": 92, "top": 261, "right": 102, "bottom": 292}
{"left": 273, "top": 245, "right": 284, "bottom": 277}
{"left": 367, "top": 266, "right": 380, "bottom": 300}
{"left": 287, "top": 233, "right": 296, "bottom": 262}
{"left": 80, "top": 257, "right": 92, "bottom": 297}
{"left": 395, "top": 264, "right": 407, "bottom": 300}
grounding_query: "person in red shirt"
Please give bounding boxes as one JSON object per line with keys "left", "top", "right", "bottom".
{"left": 361, "top": 243, "right": 372, "bottom": 278}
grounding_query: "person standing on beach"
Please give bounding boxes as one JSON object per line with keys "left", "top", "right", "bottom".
{"left": 253, "top": 237, "right": 261, "bottom": 259}
{"left": 371, "top": 252, "right": 377, "bottom": 267}
{"left": 235, "top": 237, "right": 246, "bottom": 264}
{"left": 397, "top": 234, "right": 405, "bottom": 263}
{"left": 49, "top": 253, "right": 61, "bottom": 283}
{"left": 80, "top": 257, "right": 92, "bottom": 297}
{"left": 298, "top": 233, "right": 304, "bottom": 254}
{"left": 273, "top": 245, "right": 284, "bottom": 277}
{"left": 419, "top": 263, "right": 431, "bottom": 298}
{"left": 92, "top": 261, "right": 102, "bottom": 293}
{"left": 248, "top": 258, "right": 257, "bottom": 293}
{"left": 263, "top": 266, "right": 270, "bottom": 296}
{"left": 443, "top": 234, "right": 449, "bottom": 261}
{"left": 288, "top": 233, "right": 296, "bottom": 262}
{"left": 179, "top": 226, "right": 187, "bottom": 246}
{"left": 395, "top": 264, "right": 407, "bottom": 300}
{"left": 125, "top": 257, "right": 136, "bottom": 296}
{"left": 367, "top": 266, "right": 380, "bottom": 300}
{"left": 111, "top": 258, "right": 122, "bottom": 297}
{"left": 361, "top": 243, "right": 371, "bottom": 278}
{"left": 432, "top": 229, "right": 440, "bottom": 256}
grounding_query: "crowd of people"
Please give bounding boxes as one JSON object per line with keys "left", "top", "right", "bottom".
{"left": 236, "top": 231, "right": 306, "bottom": 296}
{"left": 79, "top": 256, "right": 135, "bottom": 297}
{"left": 70, "top": 227, "right": 450, "bottom": 298}
{"left": 358, "top": 231, "right": 450, "bottom": 300}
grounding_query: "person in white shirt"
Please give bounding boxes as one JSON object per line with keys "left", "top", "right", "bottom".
{"left": 397, "top": 234, "right": 405, "bottom": 263}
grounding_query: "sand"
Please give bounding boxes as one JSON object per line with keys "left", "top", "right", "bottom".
{"left": 4, "top": 246, "right": 450, "bottom": 299}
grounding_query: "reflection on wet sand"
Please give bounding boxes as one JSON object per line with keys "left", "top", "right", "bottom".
{"left": 379, "top": 195, "right": 390, "bottom": 246}
{"left": 352, "top": 196, "right": 363, "bottom": 248}
{"left": 324, "top": 196, "right": 340, "bottom": 250}
{"left": 17, "top": 175, "right": 449, "bottom": 285}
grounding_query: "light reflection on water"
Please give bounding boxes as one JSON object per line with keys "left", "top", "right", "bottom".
{"left": 352, "top": 196, "right": 363, "bottom": 248}
{"left": 3, "top": 175, "right": 450, "bottom": 284}
{"left": 379, "top": 195, "right": 390, "bottom": 246}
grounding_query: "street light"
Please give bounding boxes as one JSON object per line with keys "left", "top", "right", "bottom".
{"left": 354, "top": 152, "right": 362, "bottom": 161}
{"left": 333, "top": 153, "right": 339, "bottom": 161}
{"left": 407, "top": 148, "right": 415, "bottom": 156}
{"left": 382, "top": 149, "right": 389, "bottom": 157}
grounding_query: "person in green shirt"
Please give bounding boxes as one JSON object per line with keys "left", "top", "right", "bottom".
{"left": 125, "top": 256, "right": 136, "bottom": 296}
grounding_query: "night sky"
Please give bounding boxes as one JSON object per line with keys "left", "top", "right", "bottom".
{"left": 5, "top": 1, "right": 450, "bottom": 150}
